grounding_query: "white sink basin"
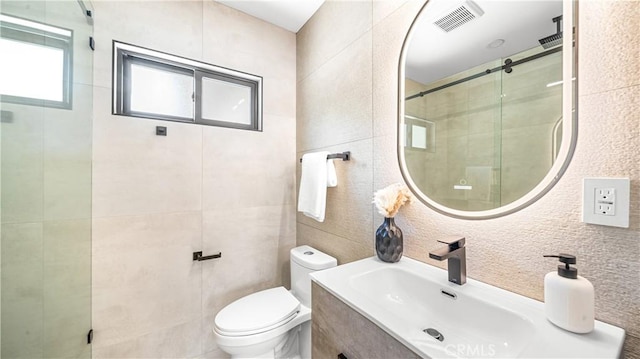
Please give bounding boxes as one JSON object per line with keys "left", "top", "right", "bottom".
{"left": 311, "top": 256, "right": 625, "bottom": 359}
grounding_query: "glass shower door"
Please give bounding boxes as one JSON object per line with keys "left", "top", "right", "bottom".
{"left": 0, "top": 1, "right": 93, "bottom": 357}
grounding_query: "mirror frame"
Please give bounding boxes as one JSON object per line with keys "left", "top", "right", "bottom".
{"left": 397, "top": 0, "right": 578, "bottom": 220}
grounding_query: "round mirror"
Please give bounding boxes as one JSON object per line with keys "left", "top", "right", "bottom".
{"left": 398, "top": 0, "right": 577, "bottom": 219}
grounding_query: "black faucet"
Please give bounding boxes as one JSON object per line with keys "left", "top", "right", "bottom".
{"left": 429, "top": 236, "right": 466, "bottom": 285}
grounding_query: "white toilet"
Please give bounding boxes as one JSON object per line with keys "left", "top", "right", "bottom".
{"left": 213, "top": 245, "right": 337, "bottom": 359}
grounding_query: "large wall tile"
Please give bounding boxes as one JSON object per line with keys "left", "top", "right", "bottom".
{"left": 202, "top": 1, "right": 296, "bottom": 119}
{"left": 200, "top": 205, "right": 295, "bottom": 353}
{"left": 299, "top": 1, "right": 640, "bottom": 356}
{"left": 297, "top": 223, "right": 372, "bottom": 265}
{"left": 92, "top": 319, "right": 202, "bottom": 359}
{"left": 89, "top": 1, "right": 297, "bottom": 357}
{"left": 92, "top": 0, "right": 204, "bottom": 89}
{"left": 297, "top": 0, "right": 372, "bottom": 81}
{"left": 201, "top": 205, "right": 295, "bottom": 311}
{"left": 1, "top": 103, "right": 44, "bottom": 224}
{"left": 373, "top": 0, "right": 428, "bottom": 138}
{"left": 297, "top": 33, "right": 373, "bottom": 151}
{"left": 43, "top": 84, "right": 93, "bottom": 221}
{"left": 296, "top": 139, "right": 374, "bottom": 247}
{"left": 579, "top": 0, "right": 640, "bottom": 96}
{"left": 92, "top": 87, "right": 203, "bottom": 218}
{"left": 1, "top": 223, "right": 44, "bottom": 359}
{"left": 92, "top": 212, "right": 202, "bottom": 348}
{"left": 372, "top": 0, "right": 412, "bottom": 26}
{"left": 202, "top": 115, "right": 296, "bottom": 211}
{"left": 43, "top": 219, "right": 91, "bottom": 359}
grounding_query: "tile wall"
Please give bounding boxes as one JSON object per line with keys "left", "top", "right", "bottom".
{"left": 296, "top": 0, "right": 639, "bottom": 357}
{"left": 90, "top": 1, "right": 296, "bottom": 358}
{"left": 1, "top": 1, "right": 93, "bottom": 357}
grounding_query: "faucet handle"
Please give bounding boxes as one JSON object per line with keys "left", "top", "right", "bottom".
{"left": 437, "top": 236, "right": 465, "bottom": 250}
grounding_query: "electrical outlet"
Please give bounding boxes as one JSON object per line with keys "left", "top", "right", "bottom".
{"left": 583, "top": 178, "right": 630, "bottom": 228}
{"left": 594, "top": 188, "right": 615, "bottom": 216}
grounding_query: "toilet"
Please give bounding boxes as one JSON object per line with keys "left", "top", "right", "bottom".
{"left": 213, "top": 245, "right": 337, "bottom": 359}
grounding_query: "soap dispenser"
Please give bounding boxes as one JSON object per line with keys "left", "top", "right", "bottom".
{"left": 543, "top": 254, "right": 594, "bottom": 333}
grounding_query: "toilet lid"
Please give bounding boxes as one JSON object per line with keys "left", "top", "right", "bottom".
{"left": 215, "top": 286, "right": 300, "bottom": 335}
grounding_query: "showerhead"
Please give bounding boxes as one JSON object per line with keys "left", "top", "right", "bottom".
{"left": 539, "top": 15, "right": 563, "bottom": 49}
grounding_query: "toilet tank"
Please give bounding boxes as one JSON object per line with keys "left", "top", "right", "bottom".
{"left": 290, "top": 246, "right": 337, "bottom": 307}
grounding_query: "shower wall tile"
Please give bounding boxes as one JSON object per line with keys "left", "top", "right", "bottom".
{"left": 0, "top": 103, "right": 44, "bottom": 224}
{"left": 92, "top": 212, "right": 202, "bottom": 349}
{"left": 579, "top": 0, "right": 640, "bottom": 96}
{"left": 43, "top": 84, "right": 93, "bottom": 221}
{"left": 43, "top": 219, "right": 92, "bottom": 357}
{"left": 202, "top": 114, "right": 296, "bottom": 211}
{"left": 0, "top": 1, "right": 46, "bottom": 23}
{"left": 297, "top": 0, "right": 372, "bottom": 81}
{"left": 92, "top": 87, "right": 203, "bottom": 218}
{"left": 202, "top": 1, "right": 296, "bottom": 119}
{"left": 1, "top": 223, "right": 44, "bottom": 359}
{"left": 92, "top": 0, "right": 204, "bottom": 89}
{"left": 44, "top": 0, "right": 94, "bottom": 87}
{"left": 297, "top": 32, "right": 373, "bottom": 152}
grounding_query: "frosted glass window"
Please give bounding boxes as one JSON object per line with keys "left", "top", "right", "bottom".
{"left": 411, "top": 125, "right": 428, "bottom": 149}
{"left": 113, "top": 41, "right": 262, "bottom": 130}
{"left": 0, "top": 39, "right": 64, "bottom": 101}
{"left": 0, "top": 14, "right": 71, "bottom": 108}
{"left": 201, "top": 77, "right": 251, "bottom": 125}
{"left": 129, "top": 63, "right": 194, "bottom": 120}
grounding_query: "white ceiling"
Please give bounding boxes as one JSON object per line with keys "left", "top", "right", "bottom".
{"left": 405, "top": 0, "right": 563, "bottom": 85}
{"left": 214, "top": 0, "right": 325, "bottom": 33}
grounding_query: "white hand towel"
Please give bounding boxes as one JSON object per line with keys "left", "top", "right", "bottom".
{"left": 298, "top": 152, "right": 331, "bottom": 222}
{"left": 327, "top": 159, "right": 338, "bottom": 188}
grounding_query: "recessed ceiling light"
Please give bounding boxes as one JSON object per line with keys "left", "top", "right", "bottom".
{"left": 487, "top": 39, "right": 505, "bottom": 49}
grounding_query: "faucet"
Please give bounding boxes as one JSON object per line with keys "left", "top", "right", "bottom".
{"left": 429, "top": 236, "right": 466, "bottom": 285}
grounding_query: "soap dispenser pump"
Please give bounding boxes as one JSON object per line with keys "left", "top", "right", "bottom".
{"left": 543, "top": 254, "right": 594, "bottom": 333}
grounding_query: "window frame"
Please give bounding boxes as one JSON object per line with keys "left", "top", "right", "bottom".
{"left": 0, "top": 14, "right": 73, "bottom": 109}
{"left": 113, "top": 41, "right": 263, "bottom": 131}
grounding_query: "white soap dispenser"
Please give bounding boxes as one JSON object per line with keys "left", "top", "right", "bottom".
{"left": 543, "top": 254, "right": 594, "bottom": 334}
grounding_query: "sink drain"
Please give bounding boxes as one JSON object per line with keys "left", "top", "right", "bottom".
{"left": 424, "top": 328, "right": 444, "bottom": 342}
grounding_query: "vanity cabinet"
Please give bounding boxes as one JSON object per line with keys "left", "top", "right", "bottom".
{"left": 312, "top": 282, "right": 421, "bottom": 359}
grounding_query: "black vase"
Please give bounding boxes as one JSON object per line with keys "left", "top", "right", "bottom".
{"left": 375, "top": 217, "right": 403, "bottom": 263}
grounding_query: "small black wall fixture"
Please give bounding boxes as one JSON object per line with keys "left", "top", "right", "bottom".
{"left": 193, "top": 251, "right": 222, "bottom": 261}
{"left": 156, "top": 126, "right": 167, "bottom": 136}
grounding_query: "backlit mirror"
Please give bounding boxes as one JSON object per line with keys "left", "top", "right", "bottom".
{"left": 398, "top": 0, "right": 577, "bottom": 219}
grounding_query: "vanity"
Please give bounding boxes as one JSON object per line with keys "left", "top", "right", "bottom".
{"left": 310, "top": 257, "right": 625, "bottom": 359}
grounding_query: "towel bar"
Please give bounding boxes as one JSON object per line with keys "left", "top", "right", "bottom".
{"left": 299, "top": 151, "right": 350, "bottom": 163}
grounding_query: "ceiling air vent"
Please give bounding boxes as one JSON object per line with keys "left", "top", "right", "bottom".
{"left": 433, "top": 0, "right": 484, "bottom": 33}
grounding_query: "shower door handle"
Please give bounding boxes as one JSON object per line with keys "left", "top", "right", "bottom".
{"left": 192, "top": 251, "right": 222, "bottom": 261}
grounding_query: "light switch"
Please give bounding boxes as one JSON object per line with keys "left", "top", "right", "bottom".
{"left": 582, "top": 178, "right": 630, "bottom": 228}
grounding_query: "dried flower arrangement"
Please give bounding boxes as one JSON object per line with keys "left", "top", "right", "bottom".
{"left": 373, "top": 183, "right": 413, "bottom": 218}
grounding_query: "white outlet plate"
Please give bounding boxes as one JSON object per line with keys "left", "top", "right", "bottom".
{"left": 582, "top": 178, "right": 630, "bottom": 228}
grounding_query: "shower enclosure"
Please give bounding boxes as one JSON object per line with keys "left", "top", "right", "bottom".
{"left": 0, "top": 1, "right": 93, "bottom": 357}
{"left": 404, "top": 44, "right": 563, "bottom": 211}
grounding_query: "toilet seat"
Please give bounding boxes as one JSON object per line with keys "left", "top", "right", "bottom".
{"left": 215, "top": 287, "right": 301, "bottom": 336}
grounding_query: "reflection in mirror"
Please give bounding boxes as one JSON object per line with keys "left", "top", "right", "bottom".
{"left": 399, "top": 0, "right": 576, "bottom": 218}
